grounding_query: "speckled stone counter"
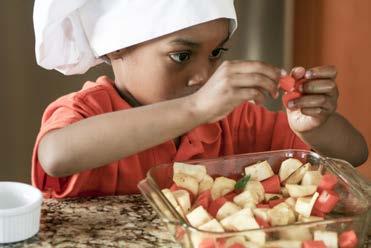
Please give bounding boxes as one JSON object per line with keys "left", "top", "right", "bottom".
{"left": 0, "top": 195, "right": 180, "bottom": 248}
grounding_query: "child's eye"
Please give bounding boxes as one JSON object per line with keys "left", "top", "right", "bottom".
{"left": 169, "top": 52, "right": 191, "bottom": 63}
{"left": 209, "top": 47, "right": 229, "bottom": 59}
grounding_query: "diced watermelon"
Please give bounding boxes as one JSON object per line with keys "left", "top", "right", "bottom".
{"left": 268, "top": 198, "right": 285, "bottom": 208}
{"left": 228, "top": 243, "right": 245, "bottom": 248}
{"left": 311, "top": 207, "right": 326, "bottom": 218}
{"left": 198, "top": 238, "right": 216, "bottom": 248}
{"left": 302, "top": 240, "right": 326, "bottom": 248}
{"left": 261, "top": 175, "right": 281, "bottom": 194}
{"left": 170, "top": 183, "right": 195, "bottom": 203}
{"left": 255, "top": 216, "right": 270, "bottom": 228}
{"left": 339, "top": 230, "right": 358, "bottom": 248}
{"left": 318, "top": 173, "right": 338, "bottom": 193}
{"left": 224, "top": 192, "right": 237, "bottom": 202}
{"left": 194, "top": 190, "right": 212, "bottom": 210}
{"left": 208, "top": 197, "right": 228, "bottom": 218}
{"left": 282, "top": 91, "right": 302, "bottom": 108}
{"left": 279, "top": 76, "right": 296, "bottom": 92}
{"left": 313, "top": 189, "right": 339, "bottom": 213}
{"left": 256, "top": 203, "right": 270, "bottom": 208}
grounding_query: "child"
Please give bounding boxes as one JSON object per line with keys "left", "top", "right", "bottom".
{"left": 32, "top": 0, "right": 368, "bottom": 198}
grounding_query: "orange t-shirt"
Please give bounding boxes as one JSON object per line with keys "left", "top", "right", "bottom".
{"left": 32, "top": 76, "right": 309, "bottom": 198}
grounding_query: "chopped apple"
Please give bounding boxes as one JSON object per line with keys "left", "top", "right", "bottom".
{"left": 173, "top": 162, "right": 207, "bottom": 182}
{"left": 186, "top": 206, "right": 212, "bottom": 227}
{"left": 244, "top": 230, "right": 266, "bottom": 245}
{"left": 279, "top": 158, "right": 303, "bottom": 182}
{"left": 243, "top": 201, "right": 256, "bottom": 209}
{"left": 264, "top": 240, "right": 301, "bottom": 248}
{"left": 279, "top": 226, "right": 312, "bottom": 241}
{"left": 173, "top": 173, "right": 198, "bottom": 196}
{"left": 220, "top": 208, "right": 258, "bottom": 231}
{"left": 233, "top": 190, "right": 259, "bottom": 207}
{"left": 211, "top": 177, "right": 236, "bottom": 200}
{"left": 285, "top": 184, "right": 317, "bottom": 198}
{"left": 244, "top": 160, "right": 274, "bottom": 181}
{"left": 264, "top": 193, "right": 283, "bottom": 202}
{"left": 151, "top": 192, "right": 178, "bottom": 220}
{"left": 161, "top": 189, "right": 185, "bottom": 217}
{"left": 301, "top": 170, "right": 323, "bottom": 186}
{"left": 284, "top": 197, "right": 296, "bottom": 209}
{"left": 283, "top": 162, "right": 310, "bottom": 185}
{"left": 297, "top": 215, "right": 324, "bottom": 223}
{"left": 253, "top": 208, "right": 270, "bottom": 222}
{"left": 199, "top": 174, "right": 214, "bottom": 193}
{"left": 216, "top": 202, "right": 241, "bottom": 221}
{"left": 268, "top": 202, "right": 296, "bottom": 226}
{"left": 198, "top": 219, "right": 225, "bottom": 232}
{"left": 295, "top": 192, "right": 319, "bottom": 217}
{"left": 172, "top": 190, "right": 191, "bottom": 214}
{"left": 314, "top": 230, "right": 338, "bottom": 248}
{"left": 244, "top": 180, "right": 265, "bottom": 203}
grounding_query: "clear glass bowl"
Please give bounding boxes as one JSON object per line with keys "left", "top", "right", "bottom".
{"left": 138, "top": 149, "right": 370, "bottom": 248}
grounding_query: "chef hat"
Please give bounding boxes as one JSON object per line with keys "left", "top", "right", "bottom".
{"left": 33, "top": 0, "right": 237, "bottom": 75}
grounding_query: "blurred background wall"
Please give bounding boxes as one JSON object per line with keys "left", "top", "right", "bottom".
{"left": 0, "top": 0, "right": 369, "bottom": 183}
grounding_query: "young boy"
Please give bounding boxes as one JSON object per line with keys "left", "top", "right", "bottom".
{"left": 33, "top": 0, "right": 368, "bottom": 198}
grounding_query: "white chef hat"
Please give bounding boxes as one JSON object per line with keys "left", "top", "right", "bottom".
{"left": 33, "top": 0, "right": 237, "bottom": 75}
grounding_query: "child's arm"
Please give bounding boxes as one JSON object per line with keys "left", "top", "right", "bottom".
{"left": 286, "top": 66, "right": 368, "bottom": 166}
{"left": 38, "top": 61, "right": 282, "bottom": 177}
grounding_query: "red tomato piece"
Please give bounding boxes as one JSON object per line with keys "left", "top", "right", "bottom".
{"left": 256, "top": 203, "right": 270, "bottom": 208}
{"left": 261, "top": 175, "right": 281, "bottom": 194}
{"left": 282, "top": 91, "right": 302, "bottom": 108}
{"left": 198, "top": 238, "right": 216, "bottom": 248}
{"left": 339, "top": 230, "right": 358, "bottom": 248}
{"left": 311, "top": 207, "right": 326, "bottom": 218}
{"left": 302, "top": 240, "right": 326, "bottom": 248}
{"left": 208, "top": 197, "right": 228, "bottom": 218}
{"left": 313, "top": 189, "right": 339, "bottom": 213}
{"left": 175, "top": 226, "right": 186, "bottom": 240}
{"left": 255, "top": 216, "right": 270, "bottom": 228}
{"left": 194, "top": 190, "right": 212, "bottom": 210}
{"left": 224, "top": 192, "right": 237, "bottom": 202}
{"left": 228, "top": 243, "right": 245, "bottom": 248}
{"left": 279, "top": 75, "right": 296, "bottom": 92}
{"left": 268, "top": 198, "right": 285, "bottom": 208}
{"left": 317, "top": 173, "right": 338, "bottom": 193}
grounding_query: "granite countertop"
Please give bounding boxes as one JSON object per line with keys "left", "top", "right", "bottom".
{"left": 0, "top": 195, "right": 180, "bottom": 248}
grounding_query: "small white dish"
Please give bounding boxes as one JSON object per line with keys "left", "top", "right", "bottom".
{"left": 0, "top": 182, "right": 43, "bottom": 243}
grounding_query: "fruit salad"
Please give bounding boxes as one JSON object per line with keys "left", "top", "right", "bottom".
{"left": 160, "top": 159, "right": 359, "bottom": 248}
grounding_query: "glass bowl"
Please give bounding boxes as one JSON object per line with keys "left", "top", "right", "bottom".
{"left": 138, "top": 149, "right": 370, "bottom": 248}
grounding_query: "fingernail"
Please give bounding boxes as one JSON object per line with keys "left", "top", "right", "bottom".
{"left": 280, "top": 69, "right": 288, "bottom": 77}
{"left": 274, "top": 91, "right": 279, "bottom": 99}
{"left": 305, "top": 70, "right": 313, "bottom": 79}
{"left": 287, "top": 101, "right": 295, "bottom": 108}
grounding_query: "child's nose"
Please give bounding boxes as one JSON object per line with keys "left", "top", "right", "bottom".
{"left": 187, "top": 63, "right": 212, "bottom": 87}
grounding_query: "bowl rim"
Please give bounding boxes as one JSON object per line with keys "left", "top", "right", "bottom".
{"left": 139, "top": 149, "right": 370, "bottom": 236}
{"left": 0, "top": 182, "right": 43, "bottom": 217}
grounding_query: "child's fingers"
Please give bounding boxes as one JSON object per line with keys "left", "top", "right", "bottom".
{"left": 300, "top": 107, "right": 327, "bottom": 117}
{"left": 229, "top": 73, "right": 278, "bottom": 98}
{"left": 305, "top": 65, "right": 337, "bottom": 79}
{"left": 290, "top": 66, "right": 306, "bottom": 80}
{"left": 301, "top": 79, "right": 338, "bottom": 96}
{"left": 287, "top": 95, "right": 335, "bottom": 113}
{"left": 222, "top": 60, "right": 283, "bottom": 82}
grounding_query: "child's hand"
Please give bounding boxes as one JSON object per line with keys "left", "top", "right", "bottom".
{"left": 191, "top": 60, "right": 282, "bottom": 123}
{"left": 286, "top": 66, "right": 339, "bottom": 133}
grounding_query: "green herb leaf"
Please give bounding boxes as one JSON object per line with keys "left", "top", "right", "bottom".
{"left": 234, "top": 174, "right": 251, "bottom": 190}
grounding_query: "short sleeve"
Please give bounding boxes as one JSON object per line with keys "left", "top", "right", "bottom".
{"left": 31, "top": 84, "right": 119, "bottom": 198}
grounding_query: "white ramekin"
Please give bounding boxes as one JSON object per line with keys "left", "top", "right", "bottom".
{"left": 0, "top": 182, "right": 43, "bottom": 243}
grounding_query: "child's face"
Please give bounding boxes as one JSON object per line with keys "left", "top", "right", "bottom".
{"left": 109, "top": 18, "right": 230, "bottom": 105}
